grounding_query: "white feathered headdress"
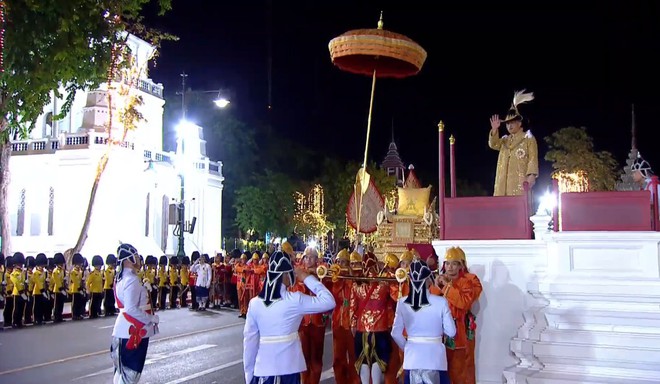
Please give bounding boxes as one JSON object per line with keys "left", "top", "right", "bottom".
{"left": 503, "top": 90, "right": 534, "bottom": 122}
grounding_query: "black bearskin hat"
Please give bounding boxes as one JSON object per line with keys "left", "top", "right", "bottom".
{"left": 35, "top": 253, "right": 48, "bottom": 266}
{"left": 72, "top": 253, "right": 85, "bottom": 266}
{"left": 91, "top": 255, "right": 104, "bottom": 267}
{"left": 53, "top": 253, "right": 65, "bottom": 265}
{"left": 106, "top": 254, "right": 117, "bottom": 265}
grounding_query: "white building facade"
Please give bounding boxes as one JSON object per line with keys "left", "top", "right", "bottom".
{"left": 7, "top": 35, "right": 224, "bottom": 258}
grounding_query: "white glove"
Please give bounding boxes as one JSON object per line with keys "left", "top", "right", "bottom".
{"left": 151, "top": 314, "right": 160, "bottom": 325}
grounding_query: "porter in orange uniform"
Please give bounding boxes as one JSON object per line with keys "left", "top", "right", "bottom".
{"left": 212, "top": 254, "right": 227, "bottom": 307}
{"left": 235, "top": 254, "right": 249, "bottom": 317}
{"left": 291, "top": 247, "right": 328, "bottom": 384}
{"left": 329, "top": 250, "right": 360, "bottom": 384}
{"left": 350, "top": 252, "right": 395, "bottom": 384}
{"left": 430, "top": 246, "right": 482, "bottom": 384}
{"left": 381, "top": 253, "right": 405, "bottom": 384}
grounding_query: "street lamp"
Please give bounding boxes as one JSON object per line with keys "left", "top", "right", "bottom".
{"left": 214, "top": 98, "right": 230, "bottom": 109}
{"left": 174, "top": 72, "right": 230, "bottom": 258}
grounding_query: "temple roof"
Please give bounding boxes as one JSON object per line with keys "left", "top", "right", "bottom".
{"left": 404, "top": 164, "right": 421, "bottom": 188}
{"left": 381, "top": 141, "right": 405, "bottom": 169}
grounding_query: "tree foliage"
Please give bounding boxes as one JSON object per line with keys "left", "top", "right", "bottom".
{"left": 234, "top": 170, "right": 298, "bottom": 237}
{"left": 544, "top": 126, "right": 619, "bottom": 191}
{"left": 0, "top": 0, "right": 172, "bottom": 255}
{"left": 1, "top": 0, "right": 172, "bottom": 141}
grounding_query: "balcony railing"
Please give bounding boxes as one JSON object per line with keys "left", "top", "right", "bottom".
{"left": 113, "top": 74, "right": 164, "bottom": 99}
{"left": 10, "top": 132, "right": 222, "bottom": 178}
{"left": 136, "top": 79, "right": 163, "bottom": 99}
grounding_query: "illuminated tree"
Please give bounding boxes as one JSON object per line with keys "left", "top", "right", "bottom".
{"left": 0, "top": 0, "right": 172, "bottom": 256}
{"left": 292, "top": 184, "right": 335, "bottom": 249}
{"left": 544, "top": 127, "right": 619, "bottom": 192}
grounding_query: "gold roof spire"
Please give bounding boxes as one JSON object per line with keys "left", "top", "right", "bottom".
{"left": 377, "top": 11, "right": 384, "bottom": 29}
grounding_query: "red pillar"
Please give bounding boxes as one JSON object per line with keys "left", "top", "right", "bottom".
{"left": 449, "top": 134, "right": 456, "bottom": 198}
{"left": 552, "top": 179, "right": 560, "bottom": 232}
{"left": 438, "top": 121, "right": 445, "bottom": 239}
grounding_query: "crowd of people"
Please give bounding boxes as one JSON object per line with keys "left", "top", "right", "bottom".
{"left": 242, "top": 242, "right": 483, "bottom": 384}
{"left": 0, "top": 248, "right": 273, "bottom": 329}
{"left": 0, "top": 241, "right": 482, "bottom": 384}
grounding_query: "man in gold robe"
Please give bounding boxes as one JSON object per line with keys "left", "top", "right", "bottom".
{"left": 488, "top": 90, "right": 539, "bottom": 196}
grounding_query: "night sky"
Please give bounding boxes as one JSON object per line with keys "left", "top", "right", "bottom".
{"left": 146, "top": 0, "right": 660, "bottom": 193}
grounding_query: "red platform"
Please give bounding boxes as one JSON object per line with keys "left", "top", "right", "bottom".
{"left": 559, "top": 190, "right": 655, "bottom": 231}
{"left": 441, "top": 195, "right": 532, "bottom": 240}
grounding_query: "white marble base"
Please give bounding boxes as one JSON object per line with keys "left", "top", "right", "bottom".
{"left": 435, "top": 230, "right": 660, "bottom": 384}
{"left": 506, "top": 232, "right": 660, "bottom": 384}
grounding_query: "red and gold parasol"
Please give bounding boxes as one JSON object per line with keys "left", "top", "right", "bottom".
{"left": 329, "top": 12, "right": 427, "bottom": 234}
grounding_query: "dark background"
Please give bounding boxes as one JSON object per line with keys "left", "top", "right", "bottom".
{"left": 145, "top": 0, "right": 660, "bottom": 192}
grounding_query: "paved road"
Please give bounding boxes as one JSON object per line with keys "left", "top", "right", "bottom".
{"left": 0, "top": 307, "right": 337, "bottom": 384}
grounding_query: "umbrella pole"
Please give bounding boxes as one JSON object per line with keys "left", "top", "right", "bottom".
{"left": 362, "top": 69, "right": 377, "bottom": 170}
{"left": 356, "top": 69, "right": 378, "bottom": 237}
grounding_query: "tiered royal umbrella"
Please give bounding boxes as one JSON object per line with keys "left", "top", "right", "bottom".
{"left": 329, "top": 12, "right": 427, "bottom": 234}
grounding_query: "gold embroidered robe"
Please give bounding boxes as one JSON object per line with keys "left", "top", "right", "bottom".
{"left": 488, "top": 129, "right": 539, "bottom": 196}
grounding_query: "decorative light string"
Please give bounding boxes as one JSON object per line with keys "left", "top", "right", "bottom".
{"left": 0, "top": 0, "right": 5, "bottom": 73}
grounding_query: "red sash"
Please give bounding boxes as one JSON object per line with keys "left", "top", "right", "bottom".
{"left": 114, "top": 284, "right": 152, "bottom": 350}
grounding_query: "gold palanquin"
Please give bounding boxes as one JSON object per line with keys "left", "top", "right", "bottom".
{"left": 373, "top": 185, "right": 438, "bottom": 259}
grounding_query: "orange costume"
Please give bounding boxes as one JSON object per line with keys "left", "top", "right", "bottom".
{"left": 258, "top": 253, "right": 269, "bottom": 291}
{"left": 329, "top": 250, "right": 360, "bottom": 384}
{"left": 247, "top": 253, "right": 264, "bottom": 301}
{"left": 430, "top": 246, "right": 482, "bottom": 384}
{"left": 211, "top": 256, "right": 227, "bottom": 305}
{"left": 382, "top": 253, "right": 410, "bottom": 384}
{"left": 291, "top": 265, "right": 328, "bottom": 384}
{"left": 235, "top": 255, "right": 248, "bottom": 316}
{"left": 350, "top": 252, "right": 397, "bottom": 384}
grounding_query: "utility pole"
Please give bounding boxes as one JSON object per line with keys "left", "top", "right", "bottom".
{"left": 180, "top": 71, "right": 188, "bottom": 121}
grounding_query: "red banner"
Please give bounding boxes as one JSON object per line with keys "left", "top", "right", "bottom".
{"left": 346, "top": 179, "right": 385, "bottom": 234}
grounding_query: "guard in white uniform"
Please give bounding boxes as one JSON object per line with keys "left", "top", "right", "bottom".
{"left": 391, "top": 259, "right": 456, "bottom": 384}
{"left": 111, "top": 244, "right": 160, "bottom": 384}
{"left": 243, "top": 251, "right": 336, "bottom": 384}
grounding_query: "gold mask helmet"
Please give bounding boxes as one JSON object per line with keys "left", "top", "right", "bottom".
{"left": 384, "top": 253, "right": 399, "bottom": 269}
{"left": 349, "top": 251, "right": 362, "bottom": 272}
{"left": 281, "top": 241, "right": 295, "bottom": 258}
{"left": 400, "top": 250, "right": 414, "bottom": 266}
{"left": 335, "top": 249, "right": 350, "bottom": 262}
{"left": 442, "top": 246, "right": 467, "bottom": 272}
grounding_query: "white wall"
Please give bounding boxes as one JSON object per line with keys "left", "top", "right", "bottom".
{"left": 433, "top": 239, "right": 545, "bottom": 383}
{"left": 435, "top": 219, "right": 660, "bottom": 384}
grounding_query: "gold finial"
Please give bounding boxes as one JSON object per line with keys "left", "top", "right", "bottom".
{"left": 438, "top": 120, "right": 444, "bottom": 132}
{"left": 449, "top": 135, "right": 455, "bottom": 144}
{"left": 377, "top": 11, "right": 384, "bottom": 29}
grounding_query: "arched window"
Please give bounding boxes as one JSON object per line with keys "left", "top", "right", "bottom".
{"left": 161, "top": 195, "right": 169, "bottom": 252}
{"left": 16, "top": 189, "right": 26, "bottom": 236}
{"left": 48, "top": 187, "right": 55, "bottom": 236}
{"left": 145, "top": 193, "right": 150, "bottom": 236}
{"left": 43, "top": 112, "right": 53, "bottom": 138}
